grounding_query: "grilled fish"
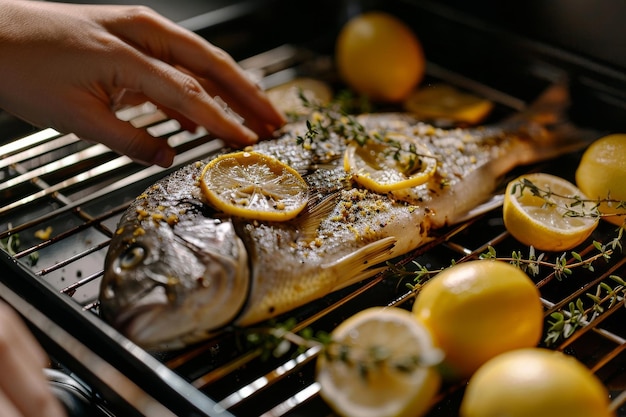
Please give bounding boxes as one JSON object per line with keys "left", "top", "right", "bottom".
{"left": 100, "top": 84, "right": 594, "bottom": 350}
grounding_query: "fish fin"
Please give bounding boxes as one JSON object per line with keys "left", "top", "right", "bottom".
{"left": 323, "top": 236, "right": 397, "bottom": 291}
{"left": 296, "top": 191, "right": 342, "bottom": 242}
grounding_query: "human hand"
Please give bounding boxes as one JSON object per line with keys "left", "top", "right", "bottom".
{"left": 0, "top": 301, "right": 66, "bottom": 417}
{"left": 0, "top": 1, "right": 285, "bottom": 167}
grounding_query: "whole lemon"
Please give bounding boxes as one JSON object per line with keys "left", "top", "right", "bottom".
{"left": 460, "top": 348, "right": 615, "bottom": 417}
{"left": 335, "top": 12, "right": 425, "bottom": 103}
{"left": 576, "top": 134, "right": 626, "bottom": 226}
{"left": 412, "top": 260, "right": 543, "bottom": 380}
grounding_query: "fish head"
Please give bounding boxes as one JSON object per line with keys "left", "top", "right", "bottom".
{"left": 100, "top": 217, "right": 249, "bottom": 350}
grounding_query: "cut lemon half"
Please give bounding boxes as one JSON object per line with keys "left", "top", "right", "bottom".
{"left": 199, "top": 151, "right": 308, "bottom": 221}
{"left": 503, "top": 173, "right": 599, "bottom": 252}
{"left": 316, "top": 307, "right": 443, "bottom": 417}
{"left": 344, "top": 133, "right": 437, "bottom": 193}
{"left": 404, "top": 84, "right": 493, "bottom": 125}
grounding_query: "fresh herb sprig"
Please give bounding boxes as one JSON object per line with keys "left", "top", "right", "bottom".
{"left": 512, "top": 177, "right": 626, "bottom": 221}
{"left": 295, "top": 91, "right": 371, "bottom": 148}
{"left": 243, "top": 318, "right": 330, "bottom": 360}
{"left": 295, "top": 91, "right": 438, "bottom": 175}
{"left": 545, "top": 274, "right": 626, "bottom": 346}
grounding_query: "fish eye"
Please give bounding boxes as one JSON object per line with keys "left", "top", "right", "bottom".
{"left": 119, "top": 245, "right": 146, "bottom": 269}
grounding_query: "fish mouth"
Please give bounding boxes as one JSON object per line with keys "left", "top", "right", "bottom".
{"left": 113, "top": 304, "right": 169, "bottom": 347}
{"left": 109, "top": 287, "right": 196, "bottom": 349}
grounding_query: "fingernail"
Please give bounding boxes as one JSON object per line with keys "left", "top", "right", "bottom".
{"left": 242, "top": 126, "right": 259, "bottom": 144}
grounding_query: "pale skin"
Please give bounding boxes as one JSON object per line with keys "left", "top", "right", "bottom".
{"left": 0, "top": 1, "right": 286, "bottom": 415}
{"left": 0, "top": 301, "right": 66, "bottom": 417}
{"left": 0, "top": 0, "right": 286, "bottom": 167}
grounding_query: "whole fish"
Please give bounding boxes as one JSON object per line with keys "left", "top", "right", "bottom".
{"left": 100, "top": 84, "right": 594, "bottom": 350}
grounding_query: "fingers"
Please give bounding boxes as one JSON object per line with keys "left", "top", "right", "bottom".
{"left": 110, "top": 49, "right": 263, "bottom": 148}
{"left": 0, "top": 303, "right": 66, "bottom": 417}
{"left": 75, "top": 102, "right": 177, "bottom": 167}
{"left": 105, "top": 7, "right": 285, "bottom": 133}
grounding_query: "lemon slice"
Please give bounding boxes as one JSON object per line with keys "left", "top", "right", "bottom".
{"left": 266, "top": 77, "right": 333, "bottom": 116}
{"left": 404, "top": 84, "right": 493, "bottom": 125}
{"left": 199, "top": 151, "right": 308, "bottom": 221}
{"left": 503, "top": 173, "right": 599, "bottom": 252}
{"left": 316, "top": 307, "right": 443, "bottom": 417}
{"left": 344, "top": 134, "right": 437, "bottom": 193}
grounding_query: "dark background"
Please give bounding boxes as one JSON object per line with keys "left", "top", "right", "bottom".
{"left": 52, "top": 0, "right": 626, "bottom": 72}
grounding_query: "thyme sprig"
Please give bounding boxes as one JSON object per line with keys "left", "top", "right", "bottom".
{"left": 545, "top": 274, "right": 626, "bottom": 346}
{"left": 478, "top": 243, "right": 614, "bottom": 281}
{"left": 295, "top": 92, "right": 438, "bottom": 176}
{"left": 512, "top": 177, "right": 626, "bottom": 221}
{"left": 295, "top": 91, "right": 371, "bottom": 148}
{"left": 243, "top": 317, "right": 330, "bottom": 360}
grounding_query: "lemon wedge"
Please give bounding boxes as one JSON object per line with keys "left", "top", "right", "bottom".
{"left": 343, "top": 133, "right": 437, "bottom": 193}
{"left": 199, "top": 151, "right": 308, "bottom": 221}
{"left": 404, "top": 84, "right": 493, "bottom": 125}
{"left": 316, "top": 307, "right": 443, "bottom": 417}
{"left": 503, "top": 173, "right": 599, "bottom": 252}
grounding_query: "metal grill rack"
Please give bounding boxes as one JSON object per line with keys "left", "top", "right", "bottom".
{"left": 2, "top": 1, "right": 626, "bottom": 416}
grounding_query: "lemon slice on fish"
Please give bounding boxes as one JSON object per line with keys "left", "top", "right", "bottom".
{"left": 404, "top": 84, "right": 493, "bottom": 125}
{"left": 344, "top": 133, "right": 437, "bottom": 193}
{"left": 503, "top": 173, "right": 599, "bottom": 252}
{"left": 199, "top": 151, "right": 308, "bottom": 221}
{"left": 316, "top": 307, "right": 443, "bottom": 417}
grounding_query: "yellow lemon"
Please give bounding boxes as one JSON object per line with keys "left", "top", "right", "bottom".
{"left": 576, "top": 134, "right": 626, "bottom": 226}
{"left": 266, "top": 77, "right": 333, "bottom": 117}
{"left": 460, "top": 348, "right": 615, "bottom": 417}
{"left": 316, "top": 307, "right": 443, "bottom": 417}
{"left": 403, "top": 84, "right": 494, "bottom": 125}
{"left": 335, "top": 12, "right": 425, "bottom": 103}
{"left": 199, "top": 151, "right": 308, "bottom": 221}
{"left": 343, "top": 133, "right": 437, "bottom": 193}
{"left": 503, "top": 173, "right": 599, "bottom": 252}
{"left": 412, "top": 260, "right": 543, "bottom": 380}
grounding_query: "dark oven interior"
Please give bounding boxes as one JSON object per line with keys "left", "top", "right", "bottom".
{"left": 1, "top": 0, "right": 626, "bottom": 416}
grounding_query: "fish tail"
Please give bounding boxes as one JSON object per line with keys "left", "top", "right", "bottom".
{"left": 506, "top": 82, "right": 601, "bottom": 163}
